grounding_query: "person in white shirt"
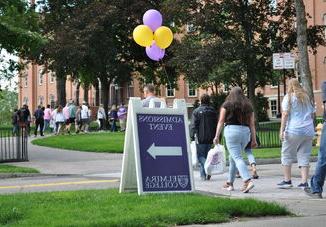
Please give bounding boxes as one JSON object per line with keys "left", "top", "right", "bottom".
{"left": 81, "top": 101, "right": 89, "bottom": 132}
{"left": 97, "top": 104, "right": 106, "bottom": 131}
{"left": 141, "top": 84, "right": 156, "bottom": 107}
{"left": 278, "top": 78, "right": 315, "bottom": 189}
{"left": 51, "top": 107, "right": 58, "bottom": 133}
{"left": 54, "top": 105, "right": 66, "bottom": 135}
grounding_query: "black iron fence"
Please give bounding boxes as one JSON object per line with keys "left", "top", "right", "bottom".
{"left": 0, "top": 126, "right": 28, "bottom": 163}
{"left": 255, "top": 119, "right": 324, "bottom": 148}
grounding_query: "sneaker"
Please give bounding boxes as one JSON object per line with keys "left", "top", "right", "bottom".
{"left": 241, "top": 180, "right": 254, "bottom": 193}
{"left": 206, "top": 175, "right": 211, "bottom": 180}
{"left": 297, "top": 182, "right": 309, "bottom": 189}
{"left": 277, "top": 180, "right": 293, "bottom": 189}
{"left": 201, "top": 176, "right": 206, "bottom": 181}
{"left": 304, "top": 187, "right": 322, "bottom": 199}
{"left": 222, "top": 182, "right": 234, "bottom": 191}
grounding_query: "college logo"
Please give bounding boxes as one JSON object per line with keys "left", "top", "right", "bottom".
{"left": 177, "top": 175, "right": 189, "bottom": 189}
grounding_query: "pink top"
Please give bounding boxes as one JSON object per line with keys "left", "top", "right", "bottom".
{"left": 63, "top": 106, "right": 70, "bottom": 119}
{"left": 44, "top": 108, "right": 52, "bottom": 120}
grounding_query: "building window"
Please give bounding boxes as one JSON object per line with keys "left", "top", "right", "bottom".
{"left": 39, "top": 70, "right": 43, "bottom": 85}
{"left": 323, "top": 14, "right": 326, "bottom": 38}
{"left": 50, "top": 72, "right": 55, "bottom": 83}
{"left": 166, "top": 84, "right": 175, "bottom": 97}
{"left": 49, "top": 94, "right": 55, "bottom": 108}
{"left": 38, "top": 96, "right": 44, "bottom": 106}
{"left": 24, "top": 75, "right": 28, "bottom": 87}
{"left": 187, "top": 84, "right": 197, "bottom": 97}
{"left": 270, "top": 99, "right": 278, "bottom": 118}
{"left": 23, "top": 97, "right": 29, "bottom": 105}
{"left": 127, "top": 81, "right": 134, "bottom": 98}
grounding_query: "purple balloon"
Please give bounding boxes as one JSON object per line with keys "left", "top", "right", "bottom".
{"left": 143, "top": 9, "right": 163, "bottom": 32}
{"left": 146, "top": 42, "right": 165, "bottom": 61}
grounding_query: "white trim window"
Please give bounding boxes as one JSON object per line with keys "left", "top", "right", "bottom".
{"left": 23, "top": 97, "right": 29, "bottom": 105}
{"left": 39, "top": 70, "right": 43, "bottom": 85}
{"left": 24, "top": 75, "right": 28, "bottom": 88}
{"left": 166, "top": 84, "right": 175, "bottom": 97}
{"left": 187, "top": 83, "right": 197, "bottom": 97}
{"left": 50, "top": 72, "right": 55, "bottom": 83}
{"left": 38, "top": 96, "right": 44, "bottom": 105}
{"left": 270, "top": 99, "right": 278, "bottom": 118}
{"left": 49, "top": 94, "right": 55, "bottom": 107}
{"left": 323, "top": 14, "right": 326, "bottom": 38}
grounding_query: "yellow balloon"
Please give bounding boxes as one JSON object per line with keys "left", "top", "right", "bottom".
{"left": 133, "top": 25, "right": 153, "bottom": 47}
{"left": 154, "top": 26, "right": 173, "bottom": 49}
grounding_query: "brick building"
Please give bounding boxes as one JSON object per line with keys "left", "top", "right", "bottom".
{"left": 18, "top": 0, "right": 326, "bottom": 117}
{"left": 17, "top": 64, "right": 201, "bottom": 113}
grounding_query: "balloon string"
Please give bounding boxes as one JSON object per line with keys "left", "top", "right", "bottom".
{"left": 159, "top": 59, "right": 171, "bottom": 88}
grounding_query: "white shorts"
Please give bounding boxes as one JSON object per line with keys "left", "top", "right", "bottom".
{"left": 281, "top": 133, "right": 313, "bottom": 167}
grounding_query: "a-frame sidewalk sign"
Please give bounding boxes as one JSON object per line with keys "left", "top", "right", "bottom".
{"left": 119, "top": 97, "right": 195, "bottom": 195}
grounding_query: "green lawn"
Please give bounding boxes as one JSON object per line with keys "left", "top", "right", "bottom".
{"left": 32, "top": 132, "right": 320, "bottom": 159}
{"left": 32, "top": 132, "right": 124, "bottom": 153}
{"left": 0, "top": 189, "right": 290, "bottom": 226}
{"left": 249, "top": 147, "right": 319, "bottom": 159}
{"left": 0, "top": 165, "right": 39, "bottom": 174}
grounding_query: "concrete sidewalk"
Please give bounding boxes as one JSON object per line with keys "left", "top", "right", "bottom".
{"left": 4, "top": 141, "right": 326, "bottom": 226}
{"left": 191, "top": 162, "right": 326, "bottom": 226}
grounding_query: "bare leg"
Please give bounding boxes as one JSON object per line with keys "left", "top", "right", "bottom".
{"left": 300, "top": 166, "right": 309, "bottom": 183}
{"left": 283, "top": 165, "right": 292, "bottom": 181}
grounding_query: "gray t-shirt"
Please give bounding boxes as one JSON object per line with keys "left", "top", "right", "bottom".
{"left": 142, "top": 96, "right": 161, "bottom": 108}
{"left": 282, "top": 94, "right": 315, "bottom": 136}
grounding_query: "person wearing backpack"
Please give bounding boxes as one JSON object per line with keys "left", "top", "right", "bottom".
{"left": 190, "top": 94, "right": 218, "bottom": 181}
{"left": 34, "top": 105, "right": 44, "bottom": 137}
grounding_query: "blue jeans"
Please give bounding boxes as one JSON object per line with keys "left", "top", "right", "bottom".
{"left": 224, "top": 125, "right": 251, "bottom": 183}
{"left": 245, "top": 148, "right": 256, "bottom": 165}
{"left": 196, "top": 144, "right": 212, "bottom": 178}
{"left": 310, "top": 122, "right": 326, "bottom": 194}
{"left": 44, "top": 119, "right": 50, "bottom": 132}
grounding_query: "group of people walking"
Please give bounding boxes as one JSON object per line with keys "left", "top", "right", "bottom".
{"left": 12, "top": 101, "right": 128, "bottom": 136}
{"left": 190, "top": 78, "right": 326, "bottom": 197}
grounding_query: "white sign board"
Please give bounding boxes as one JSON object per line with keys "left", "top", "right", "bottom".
{"left": 273, "top": 52, "right": 295, "bottom": 70}
{"left": 119, "top": 97, "right": 195, "bottom": 195}
{"left": 283, "top": 53, "right": 295, "bottom": 69}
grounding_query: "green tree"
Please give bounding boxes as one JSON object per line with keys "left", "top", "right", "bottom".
{"left": 0, "top": 0, "right": 45, "bottom": 81}
{"left": 0, "top": 89, "right": 18, "bottom": 125}
{"left": 163, "top": 0, "right": 325, "bottom": 112}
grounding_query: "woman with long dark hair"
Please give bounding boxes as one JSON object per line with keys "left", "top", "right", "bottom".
{"left": 214, "top": 87, "right": 257, "bottom": 193}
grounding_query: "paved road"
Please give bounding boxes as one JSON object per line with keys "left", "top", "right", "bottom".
{"left": 2, "top": 140, "right": 326, "bottom": 226}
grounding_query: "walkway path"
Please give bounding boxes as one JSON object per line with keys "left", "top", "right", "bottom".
{"left": 2, "top": 141, "right": 326, "bottom": 226}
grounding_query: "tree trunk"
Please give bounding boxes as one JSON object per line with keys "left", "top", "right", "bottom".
{"left": 56, "top": 75, "right": 66, "bottom": 107}
{"left": 83, "top": 85, "right": 89, "bottom": 104}
{"left": 295, "top": 0, "right": 315, "bottom": 104}
{"left": 75, "top": 81, "right": 80, "bottom": 106}
{"left": 100, "top": 77, "right": 111, "bottom": 120}
{"left": 94, "top": 80, "right": 100, "bottom": 106}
